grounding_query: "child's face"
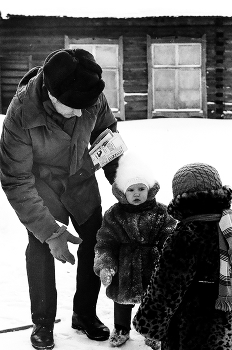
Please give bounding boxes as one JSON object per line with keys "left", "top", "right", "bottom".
{"left": 125, "top": 183, "right": 149, "bottom": 205}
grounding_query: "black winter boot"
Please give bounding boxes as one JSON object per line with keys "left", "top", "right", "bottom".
{"left": 30, "top": 324, "right": 54, "bottom": 349}
{"left": 72, "top": 312, "right": 109, "bottom": 341}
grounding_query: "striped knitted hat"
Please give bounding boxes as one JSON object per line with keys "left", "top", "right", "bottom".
{"left": 172, "top": 163, "right": 222, "bottom": 198}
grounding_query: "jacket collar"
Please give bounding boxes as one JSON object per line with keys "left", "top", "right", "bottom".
{"left": 18, "top": 69, "right": 49, "bottom": 129}
{"left": 119, "top": 198, "right": 157, "bottom": 213}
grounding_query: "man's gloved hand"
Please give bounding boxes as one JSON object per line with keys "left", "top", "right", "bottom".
{"left": 46, "top": 227, "right": 82, "bottom": 265}
{"left": 100, "top": 268, "right": 115, "bottom": 287}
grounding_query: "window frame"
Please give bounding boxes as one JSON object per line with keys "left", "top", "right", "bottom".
{"left": 64, "top": 35, "right": 125, "bottom": 120}
{"left": 147, "top": 35, "right": 207, "bottom": 118}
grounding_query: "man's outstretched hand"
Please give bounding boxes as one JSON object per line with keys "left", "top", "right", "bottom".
{"left": 47, "top": 229, "right": 82, "bottom": 265}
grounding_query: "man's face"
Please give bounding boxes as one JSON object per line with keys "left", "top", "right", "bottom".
{"left": 125, "top": 183, "right": 149, "bottom": 205}
{"left": 48, "top": 92, "right": 82, "bottom": 118}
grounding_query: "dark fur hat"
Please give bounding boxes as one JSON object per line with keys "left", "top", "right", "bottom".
{"left": 43, "top": 49, "right": 105, "bottom": 108}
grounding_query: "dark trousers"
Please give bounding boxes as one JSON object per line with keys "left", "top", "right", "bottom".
{"left": 114, "top": 302, "right": 135, "bottom": 331}
{"left": 26, "top": 207, "right": 102, "bottom": 325}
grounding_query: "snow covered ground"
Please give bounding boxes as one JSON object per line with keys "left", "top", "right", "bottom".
{"left": 1, "top": 116, "right": 232, "bottom": 349}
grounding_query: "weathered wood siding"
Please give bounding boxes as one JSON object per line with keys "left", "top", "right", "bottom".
{"left": 0, "top": 15, "right": 232, "bottom": 119}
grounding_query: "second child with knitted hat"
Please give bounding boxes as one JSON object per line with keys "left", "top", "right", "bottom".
{"left": 94, "top": 152, "right": 177, "bottom": 348}
{"left": 133, "top": 162, "right": 232, "bottom": 350}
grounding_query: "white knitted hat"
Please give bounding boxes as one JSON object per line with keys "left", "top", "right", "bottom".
{"left": 115, "top": 152, "right": 157, "bottom": 194}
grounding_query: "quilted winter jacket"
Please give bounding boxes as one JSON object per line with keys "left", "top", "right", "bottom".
{"left": 133, "top": 219, "right": 232, "bottom": 350}
{"left": 0, "top": 67, "right": 117, "bottom": 242}
{"left": 94, "top": 184, "right": 177, "bottom": 304}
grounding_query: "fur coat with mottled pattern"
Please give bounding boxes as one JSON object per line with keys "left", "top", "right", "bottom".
{"left": 94, "top": 183, "right": 177, "bottom": 304}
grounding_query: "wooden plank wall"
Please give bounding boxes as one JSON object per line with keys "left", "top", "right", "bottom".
{"left": 0, "top": 57, "right": 33, "bottom": 111}
{"left": 1, "top": 15, "right": 232, "bottom": 119}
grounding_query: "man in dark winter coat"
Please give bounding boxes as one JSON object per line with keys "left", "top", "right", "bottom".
{"left": 0, "top": 48, "right": 119, "bottom": 349}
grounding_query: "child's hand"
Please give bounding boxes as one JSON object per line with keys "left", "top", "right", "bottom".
{"left": 100, "top": 268, "right": 115, "bottom": 287}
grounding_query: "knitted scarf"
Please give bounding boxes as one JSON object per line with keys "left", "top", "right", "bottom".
{"left": 215, "top": 209, "right": 232, "bottom": 312}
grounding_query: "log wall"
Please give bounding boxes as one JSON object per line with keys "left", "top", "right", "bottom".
{"left": 1, "top": 15, "right": 232, "bottom": 119}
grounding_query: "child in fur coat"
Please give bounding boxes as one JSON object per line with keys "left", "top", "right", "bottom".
{"left": 94, "top": 153, "right": 177, "bottom": 348}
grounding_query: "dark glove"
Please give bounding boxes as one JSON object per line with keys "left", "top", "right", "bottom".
{"left": 103, "top": 156, "right": 120, "bottom": 184}
{"left": 46, "top": 227, "right": 82, "bottom": 265}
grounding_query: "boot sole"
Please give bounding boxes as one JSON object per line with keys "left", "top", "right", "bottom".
{"left": 72, "top": 323, "right": 109, "bottom": 341}
{"left": 31, "top": 344, "right": 55, "bottom": 350}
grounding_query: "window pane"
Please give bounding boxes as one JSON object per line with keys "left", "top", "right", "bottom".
{"left": 95, "top": 46, "right": 118, "bottom": 67}
{"left": 153, "top": 45, "right": 175, "bottom": 65}
{"left": 154, "top": 69, "right": 175, "bottom": 109}
{"left": 102, "top": 70, "right": 118, "bottom": 90}
{"left": 154, "top": 69, "right": 175, "bottom": 89}
{"left": 104, "top": 90, "right": 118, "bottom": 109}
{"left": 102, "top": 70, "right": 118, "bottom": 109}
{"left": 179, "top": 90, "right": 201, "bottom": 108}
{"left": 178, "top": 44, "right": 201, "bottom": 65}
{"left": 179, "top": 69, "right": 201, "bottom": 89}
{"left": 178, "top": 69, "right": 201, "bottom": 108}
{"left": 155, "top": 91, "right": 175, "bottom": 109}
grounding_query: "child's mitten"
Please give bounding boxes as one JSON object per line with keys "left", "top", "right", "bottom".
{"left": 100, "top": 268, "right": 115, "bottom": 286}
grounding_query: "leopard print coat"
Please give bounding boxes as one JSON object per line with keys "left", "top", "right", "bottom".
{"left": 133, "top": 219, "right": 232, "bottom": 350}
